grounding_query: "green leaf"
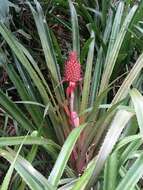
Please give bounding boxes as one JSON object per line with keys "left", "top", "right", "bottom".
{"left": 58, "top": 178, "right": 77, "bottom": 190}
{"left": 48, "top": 124, "right": 87, "bottom": 187}
{"left": 99, "top": 4, "right": 138, "bottom": 93}
{"left": 103, "top": 152, "right": 119, "bottom": 190}
{"left": 0, "top": 135, "right": 58, "bottom": 149}
{"left": 120, "top": 140, "right": 142, "bottom": 164}
{"left": 78, "top": 100, "right": 122, "bottom": 166}
{"left": 7, "top": 64, "right": 43, "bottom": 127}
{"left": 0, "top": 22, "right": 65, "bottom": 143}
{"left": 1, "top": 134, "right": 28, "bottom": 190}
{"left": 28, "top": 0, "right": 64, "bottom": 101}
{"left": 80, "top": 30, "right": 95, "bottom": 113}
{"left": 86, "top": 109, "right": 133, "bottom": 188}
{"left": 101, "top": 0, "right": 111, "bottom": 28}
{"left": 68, "top": 0, "right": 80, "bottom": 56}
{"left": 104, "top": 1, "right": 124, "bottom": 68}
{"left": 90, "top": 12, "right": 113, "bottom": 104}
{"left": 112, "top": 53, "right": 143, "bottom": 104}
{"left": 119, "top": 166, "right": 140, "bottom": 190}
{"left": 0, "top": 135, "right": 59, "bottom": 160}
{"left": 15, "top": 41, "right": 57, "bottom": 104}
{"left": 0, "top": 0, "right": 9, "bottom": 23}
{"left": 116, "top": 153, "right": 143, "bottom": 190}
{"left": 0, "top": 89, "right": 35, "bottom": 131}
{"left": 71, "top": 159, "right": 95, "bottom": 190}
{"left": 0, "top": 148, "right": 55, "bottom": 190}
{"left": 0, "top": 23, "right": 50, "bottom": 106}
{"left": 130, "top": 88, "right": 143, "bottom": 135}
{"left": 80, "top": 37, "right": 94, "bottom": 64}
{"left": 115, "top": 134, "right": 143, "bottom": 151}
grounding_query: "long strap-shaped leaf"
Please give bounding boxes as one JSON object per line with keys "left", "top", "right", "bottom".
{"left": 90, "top": 12, "right": 113, "bottom": 104}
{"left": 0, "top": 23, "right": 50, "bottom": 106}
{"left": 1, "top": 134, "right": 28, "bottom": 190}
{"left": 0, "top": 0, "right": 9, "bottom": 23}
{"left": 99, "top": 5, "right": 138, "bottom": 93}
{"left": 115, "top": 134, "right": 143, "bottom": 151}
{"left": 7, "top": 64, "right": 43, "bottom": 127}
{"left": 116, "top": 153, "right": 143, "bottom": 190}
{"left": 112, "top": 53, "right": 143, "bottom": 104}
{"left": 80, "top": 30, "right": 95, "bottom": 114}
{"left": 0, "top": 135, "right": 59, "bottom": 164}
{"left": 0, "top": 148, "right": 55, "bottom": 190}
{"left": 86, "top": 110, "right": 133, "bottom": 188}
{"left": 28, "top": 0, "right": 64, "bottom": 102}
{"left": 130, "top": 88, "right": 143, "bottom": 135}
{"left": 0, "top": 135, "right": 58, "bottom": 148}
{"left": 48, "top": 124, "right": 86, "bottom": 187}
{"left": 104, "top": 1, "right": 124, "bottom": 69}
{"left": 68, "top": 0, "right": 80, "bottom": 56}
{"left": 72, "top": 110, "right": 133, "bottom": 189}
{"left": 0, "top": 23, "right": 65, "bottom": 143}
{"left": 0, "top": 89, "right": 35, "bottom": 131}
{"left": 103, "top": 152, "right": 119, "bottom": 190}
{"left": 15, "top": 41, "right": 60, "bottom": 114}
{"left": 71, "top": 158, "right": 95, "bottom": 190}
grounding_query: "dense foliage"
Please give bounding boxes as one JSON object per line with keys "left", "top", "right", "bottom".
{"left": 1, "top": 0, "right": 143, "bottom": 189}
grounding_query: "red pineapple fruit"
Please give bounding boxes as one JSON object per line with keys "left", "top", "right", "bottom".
{"left": 64, "top": 51, "right": 81, "bottom": 83}
{"left": 64, "top": 51, "right": 82, "bottom": 97}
